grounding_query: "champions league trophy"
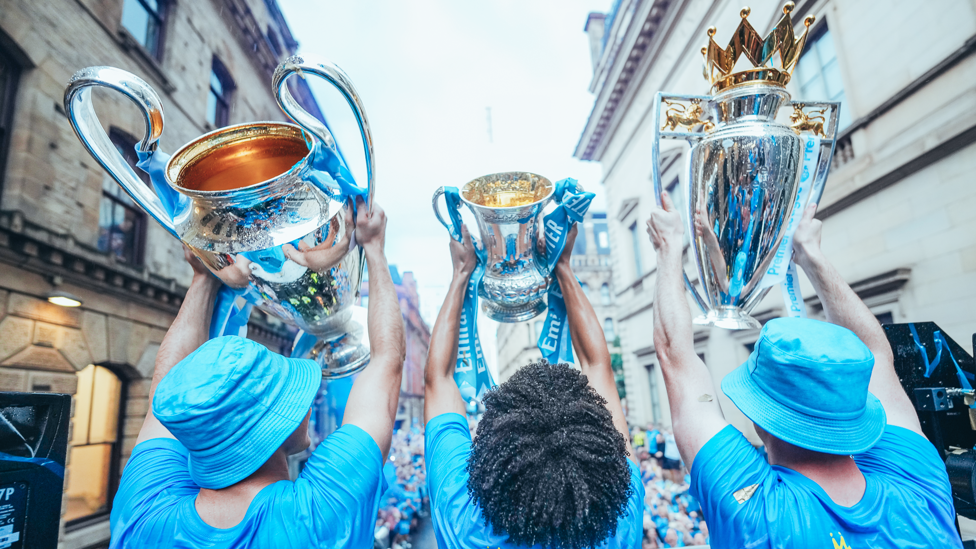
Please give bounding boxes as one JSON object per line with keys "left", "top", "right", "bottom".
{"left": 651, "top": 3, "right": 841, "bottom": 329}
{"left": 64, "top": 55, "right": 376, "bottom": 377}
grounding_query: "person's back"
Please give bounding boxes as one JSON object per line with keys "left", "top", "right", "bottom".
{"left": 423, "top": 225, "right": 644, "bottom": 548}
{"left": 646, "top": 197, "right": 963, "bottom": 548}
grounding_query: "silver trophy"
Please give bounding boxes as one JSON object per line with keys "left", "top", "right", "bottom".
{"left": 432, "top": 172, "right": 579, "bottom": 322}
{"left": 64, "top": 55, "right": 376, "bottom": 377}
{"left": 651, "top": 3, "right": 840, "bottom": 329}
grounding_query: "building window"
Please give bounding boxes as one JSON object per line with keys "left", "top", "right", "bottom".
{"left": 120, "top": 0, "right": 166, "bottom": 59}
{"left": 595, "top": 224, "right": 610, "bottom": 254}
{"left": 573, "top": 225, "right": 588, "bottom": 255}
{"left": 0, "top": 43, "right": 21, "bottom": 198}
{"left": 98, "top": 129, "right": 146, "bottom": 265}
{"left": 580, "top": 282, "right": 590, "bottom": 297}
{"left": 795, "top": 23, "right": 851, "bottom": 130}
{"left": 65, "top": 365, "right": 123, "bottom": 524}
{"left": 603, "top": 318, "right": 615, "bottom": 341}
{"left": 266, "top": 27, "right": 283, "bottom": 57}
{"left": 207, "top": 58, "right": 235, "bottom": 128}
{"left": 629, "top": 222, "right": 643, "bottom": 278}
{"left": 600, "top": 283, "right": 611, "bottom": 305}
{"left": 646, "top": 364, "right": 662, "bottom": 424}
{"left": 874, "top": 311, "right": 894, "bottom": 325}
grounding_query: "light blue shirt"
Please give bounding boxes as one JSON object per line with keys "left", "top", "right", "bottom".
{"left": 425, "top": 413, "right": 643, "bottom": 548}
{"left": 109, "top": 424, "right": 386, "bottom": 548}
{"left": 691, "top": 424, "right": 962, "bottom": 549}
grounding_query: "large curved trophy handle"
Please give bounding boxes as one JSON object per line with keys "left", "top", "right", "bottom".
{"left": 651, "top": 91, "right": 713, "bottom": 313}
{"left": 273, "top": 55, "right": 375, "bottom": 210}
{"left": 432, "top": 186, "right": 464, "bottom": 241}
{"left": 787, "top": 101, "right": 842, "bottom": 207}
{"left": 63, "top": 67, "right": 177, "bottom": 238}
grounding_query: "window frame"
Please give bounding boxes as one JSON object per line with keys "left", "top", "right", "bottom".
{"left": 97, "top": 128, "right": 148, "bottom": 266}
{"left": 794, "top": 20, "right": 851, "bottom": 130}
{"left": 120, "top": 0, "right": 168, "bottom": 60}
{"left": 0, "top": 41, "right": 21, "bottom": 202}
{"left": 64, "top": 364, "right": 128, "bottom": 531}
{"left": 629, "top": 221, "right": 643, "bottom": 279}
{"left": 207, "top": 57, "right": 235, "bottom": 128}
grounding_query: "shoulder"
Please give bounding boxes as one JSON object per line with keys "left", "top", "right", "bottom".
{"left": 855, "top": 425, "right": 952, "bottom": 501}
{"left": 110, "top": 439, "right": 197, "bottom": 534}
{"left": 424, "top": 413, "right": 472, "bottom": 498}
{"left": 690, "top": 426, "right": 772, "bottom": 534}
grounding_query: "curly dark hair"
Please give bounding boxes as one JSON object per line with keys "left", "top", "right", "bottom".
{"left": 466, "top": 360, "right": 633, "bottom": 549}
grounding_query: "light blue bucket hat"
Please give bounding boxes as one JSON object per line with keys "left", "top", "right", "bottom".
{"left": 153, "top": 336, "right": 320, "bottom": 489}
{"left": 722, "top": 317, "right": 886, "bottom": 455}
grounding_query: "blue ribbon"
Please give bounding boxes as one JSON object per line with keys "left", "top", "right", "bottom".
{"left": 537, "top": 179, "right": 594, "bottom": 364}
{"left": 0, "top": 451, "right": 64, "bottom": 479}
{"left": 136, "top": 148, "right": 251, "bottom": 339}
{"left": 909, "top": 323, "right": 975, "bottom": 407}
{"left": 441, "top": 187, "right": 494, "bottom": 401}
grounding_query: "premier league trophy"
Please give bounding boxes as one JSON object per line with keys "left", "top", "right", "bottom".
{"left": 63, "top": 55, "right": 376, "bottom": 377}
{"left": 651, "top": 3, "right": 840, "bottom": 329}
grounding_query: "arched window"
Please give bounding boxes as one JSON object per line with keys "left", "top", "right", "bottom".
{"left": 600, "top": 283, "right": 611, "bottom": 305}
{"left": 580, "top": 282, "right": 590, "bottom": 297}
{"left": 65, "top": 365, "right": 123, "bottom": 523}
{"left": 603, "top": 318, "right": 615, "bottom": 341}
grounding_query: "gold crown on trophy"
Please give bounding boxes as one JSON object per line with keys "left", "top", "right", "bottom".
{"left": 702, "top": 2, "right": 816, "bottom": 92}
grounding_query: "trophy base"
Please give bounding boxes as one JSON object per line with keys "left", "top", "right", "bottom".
{"left": 481, "top": 298, "right": 547, "bottom": 323}
{"left": 693, "top": 307, "right": 762, "bottom": 331}
{"left": 302, "top": 306, "right": 371, "bottom": 379}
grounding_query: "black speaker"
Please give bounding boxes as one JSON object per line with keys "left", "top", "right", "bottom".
{"left": 0, "top": 392, "right": 71, "bottom": 549}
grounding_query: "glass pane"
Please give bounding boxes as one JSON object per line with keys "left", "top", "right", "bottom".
{"left": 64, "top": 443, "right": 113, "bottom": 521}
{"left": 573, "top": 230, "right": 587, "bottom": 255}
{"left": 72, "top": 365, "right": 95, "bottom": 446}
{"left": 630, "top": 223, "right": 642, "bottom": 277}
{"left": 206, "top": 91, "right": 218, "bottom": 125}
{"left": 88, "top": 366, "right": 122, "bottom": 444}
{"left": 815, "top": 29, "right": 837, "bottom": 64}
{"left": 143, "top": 0, "right": 160, "bottom": 14}
{"left": 603, "top": 318, "right": 615, "bottom": 340}
{"left": 120, "top": 0, "right": 150, "bottom": 48}
{"left": 822, "top": 59, "right": 844, "bottom": 100}
{"left": 145, "top": 17, "right": 161, "bottom": 58}
{"left": 210, "top": 71, "right": 223, "bottom": 96}
{"left": 97, "top": 198, "right": 112, "bottom": 253}
{"left": 601, "top": 284, "right": 611, "bottom": 305}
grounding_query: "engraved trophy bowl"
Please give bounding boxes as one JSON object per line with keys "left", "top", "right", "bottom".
{"left": 651, "top": 3, "right": 841, "bottom": 329}
{"left": 64, "top": 55, "right": 376, "bottom": 377}
{"left": 432, "top": 172, "right": 574, "bottom": 323}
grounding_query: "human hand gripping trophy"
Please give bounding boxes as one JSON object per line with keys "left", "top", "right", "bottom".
{"left": 651, "top": 2, "right": 841, "bottom": 329}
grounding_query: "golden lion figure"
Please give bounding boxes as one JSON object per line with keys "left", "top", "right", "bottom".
{"left": 661, "top": 99, "right": 714, "bottom": 132}
{"left": 789, "top": 105, "right": 827, "bottom": 137}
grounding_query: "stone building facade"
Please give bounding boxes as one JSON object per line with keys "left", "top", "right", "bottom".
{"left": 575, "top": 0, "right": 976, "bottom": 441}
{"left": 0, "top": 0, "right": 322, "bottom": 546}
{"left": 496, "top": 211, "right": 620, "bottom": 383}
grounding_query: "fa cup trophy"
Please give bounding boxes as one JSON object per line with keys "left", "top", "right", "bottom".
{"left": 64, "top": 55, "right": 376, "bottom": 377}
{"left": 652, "top": 3, "right": 840, "bottom": 329}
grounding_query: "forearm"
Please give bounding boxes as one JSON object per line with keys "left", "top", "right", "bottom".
{"left": 554, "top": 262, "right": 610, "bottom": 374}
{"left": 423, "top": 273, "right": 468, "bottom": 422}
{"left": 652, "top": 248, "right": 696, "bottom": 369}
{"left": 426, "top": 274, "right": 468, "bottom": 382}
{"left": 149, "top": 274, "right": 221, "bottom": 402}
{"left": 797, "top": 252, "right": 892, "bottom": 362}
{"left": 363, "top": 245, "right": 406, "bottom": 366}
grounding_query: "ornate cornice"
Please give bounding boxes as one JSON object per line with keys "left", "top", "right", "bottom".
{"left": 0, "top": 210, "right": 185, "bottom": 313}
{"left": 575, "top": 0, "right": 676, "bottom": 161}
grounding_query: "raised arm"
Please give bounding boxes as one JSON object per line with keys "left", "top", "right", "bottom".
{"left": 135, "top": 248, "right": 222, "bottom": 445}
{"left": 554, "top": 225, "right": 635, "bottom": 462}
{"left": 792, "top": 204, "right": 921, "bottom": 435}
{"left": 647, "top": 193, "right": 727, "bottom": 467}
{"left": 342, "top": 199, "right": 407, "bottom": 460}
{"left": 423, "top": 227, "right": 477, "bottom": 423}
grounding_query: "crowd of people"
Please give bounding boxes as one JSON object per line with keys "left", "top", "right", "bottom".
{"left": 374, "top": 422, "right": 428, "bottom": 549}
{"left": 631, "top": 426, "right": 709, "bottom": 548}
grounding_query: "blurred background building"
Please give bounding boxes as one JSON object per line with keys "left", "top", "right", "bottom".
{"left": 495, "top": 211, "right": 625, "bottom": 399}
{"left": 575, "top": 0, "right": 976, "bottom": 441}
{"left": 0, "top": 0, "right": 326, "bottom": 546}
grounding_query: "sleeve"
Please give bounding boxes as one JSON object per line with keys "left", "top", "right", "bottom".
{"left": 614, "top": 460, "right": 647, "bottom": 545}
{"left": 109, "top": 439, "right": 197, "bottom": 531}
{"left": 854, "top": 425, "right": 953, "bottom": 505}
{"left": 424, "top": 413, "right": 473, "bottom": 511}
{"left": 689, "top": 425, "right": 771, "bottom": 541}
{"left": 296, "top": 423, "right": 386, "bottom": 545}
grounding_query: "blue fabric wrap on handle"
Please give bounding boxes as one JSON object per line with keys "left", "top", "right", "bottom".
{"left": 441, "top": 187, "right": 494, "bottom": 401}
{"left": 537, "top": 179, "right": 594, "bottom": 364}
{"left": 136, "top": 147, "right": 252, "bottom": 339}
